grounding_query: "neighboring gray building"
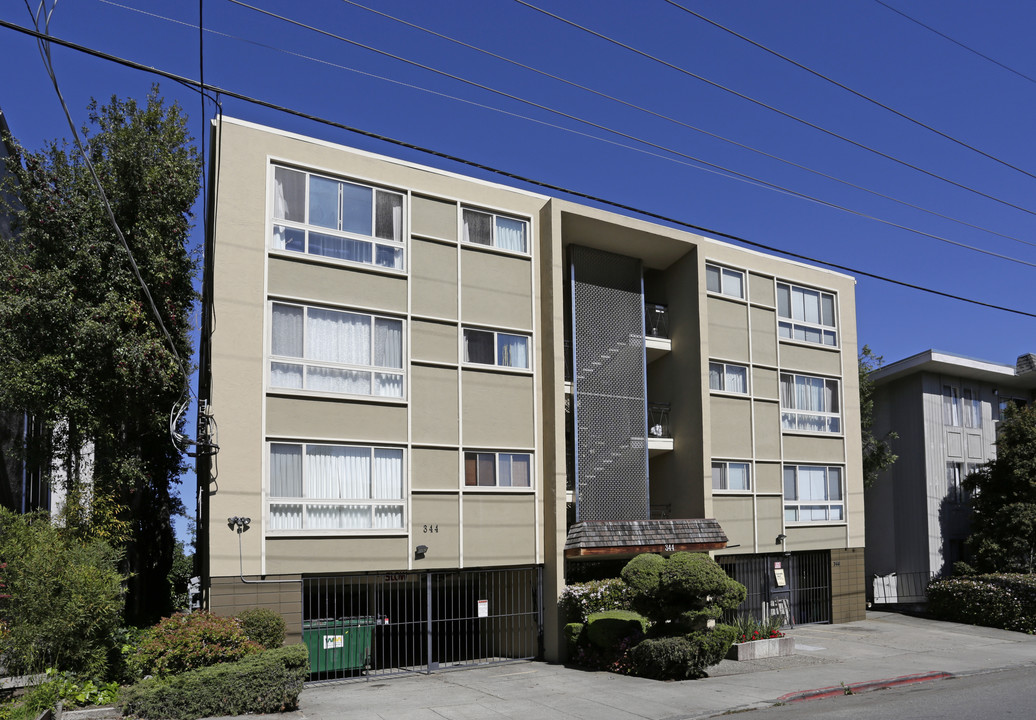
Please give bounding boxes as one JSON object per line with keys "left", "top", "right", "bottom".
{"left": 865, "top": 350, "right": 1036, "bottom": 602}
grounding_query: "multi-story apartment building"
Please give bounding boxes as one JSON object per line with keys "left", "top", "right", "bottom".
{"left": 198, "top": 118, "right": 865, "bottom": 677}
{"left": 866, "top": 350, "right": 1036, "bottom": 603}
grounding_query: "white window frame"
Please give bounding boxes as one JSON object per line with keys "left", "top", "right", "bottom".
{"left": 780, "top": 373, "right": 841, "bottom": 433}
{"left": 712, "top": 461, "right": 751, "bottom": 492}
{"left": 267, "top": 442, "right": 406, "bottom": 533}
{"left": 776, "top": 282, "right": 837, "bottom": 347}
{"left": 269, "top": 301, "right": 405, "bottom": 399}
{"left": 270, "top": 165, "right": 406, "bottom": 271}
{"left": 462, "top": 327, "right": 531, "bottom": 370}
{"left": 464, "top": 451, "right": 534, "bottom": 489}
{"left": 705, "top": 263, "right": 745, "bottom": 299}
{"left": 709, "top": 361, "right": 749, "bottom": 394}
{"left": 461, "top": 207, "right": 529, "bottom": 254}
{"left": 783, "top": 465, "right": 844, "bottom": 524}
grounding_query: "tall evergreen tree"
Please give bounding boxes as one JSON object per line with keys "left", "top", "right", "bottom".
{"left": 0, "top": 86, "right": 200, "bottom": 623}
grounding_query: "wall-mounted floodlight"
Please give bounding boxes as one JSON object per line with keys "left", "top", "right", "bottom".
{"left": 415, "top": 544, "right": 428, "bottom": 559}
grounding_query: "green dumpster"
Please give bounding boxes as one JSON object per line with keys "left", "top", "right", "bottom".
{"left": 303, "top": 617, "right": 378, "bottom": 673}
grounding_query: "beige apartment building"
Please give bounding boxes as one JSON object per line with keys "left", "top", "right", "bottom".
{"left": 198, "top": 117, "right": 865, "bottom": 678}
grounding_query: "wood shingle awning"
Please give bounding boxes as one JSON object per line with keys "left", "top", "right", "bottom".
{"left": 564, "top": 519, "right": 728, "bottom": 559}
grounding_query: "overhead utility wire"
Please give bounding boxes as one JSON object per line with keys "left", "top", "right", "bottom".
{"left": 663, "top": 0, "right": 1036, "bottom": 181}
{"left": 332, "top": 0, "right": 1036, "bottom": 251}
{"left": 873, "top": 0, "right": 1036, "bottom": 87}
{"left": 216, "top": 2, "right": 1036, "bottom": 268}
{"left": 2, "top": 18, "right": 1032, "bottom": 320}
{"left": 513, "top": 0, "right": 1036, "bottom": 220}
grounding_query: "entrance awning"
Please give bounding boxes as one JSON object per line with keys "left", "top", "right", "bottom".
{"left": 564, "top": 519, "right": 728, "bottom": 560}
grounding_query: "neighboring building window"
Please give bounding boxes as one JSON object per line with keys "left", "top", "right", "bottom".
{"left": 784, "top": 466, "right": 843, "bottom": 523}
{"left": 963, "top": 387, "right": 981, "bottom": 428}
{"left": 705, "top": 263, "right": 744, "bottom": 299}
{"left": 270, "top": 302, "right": 404, "bottom": 398}
{"left": 271, "top": 165, "right": 405, "bottom": 270}
{"left": 464, "top": 452, "right": 532, "bottom": 488}
{"left": 943, "top": 385, "right": 961, "bottom": 426}
{"left": 780, "top": 373, "right": 840, "bottom": 433}
{"left": 462, "top": 208, "right": 528, "bottom": 253}
{"left": 947, "top": 462, "right": 964, "bottom": 504}
{"left": 463, "top": 328, "right": 530, "bottom": 369}
{"left": 268, "top": 443, "right": 404, "bottom": 530}
{"left": 712, "top": 461, "right": 750, "bottom": 491}
{"left": 709, "top": 362, "right": 748, "bottom": 394}
{"left": 776, "top": 282, "right": 836, "bottom": 346}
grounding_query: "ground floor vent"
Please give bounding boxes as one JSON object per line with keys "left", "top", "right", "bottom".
{"left": 302, "top": 565, "right": 542, "bottom": 682}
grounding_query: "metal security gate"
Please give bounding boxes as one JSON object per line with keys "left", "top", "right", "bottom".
{"left": 718, "top": 551, "right": 831, "bottom": 626}
{"left": 303, "top": 566, "right": 542, "bottom": 682}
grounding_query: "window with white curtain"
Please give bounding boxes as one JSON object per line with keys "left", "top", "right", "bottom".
{"left": 963, "top": 387, "right": 981, "bottom": 428}
{"left": 464, "top": 451, "right": 533, "bottom": 488}
{"left": 268, "top": 442, "right": 404, "bottom": 531}
{"left": 780, "top": 373, "right": 840, "bottom": 433}
{"left": 462, "top": 208, "right": 528, "bottom": 253}
{"left": 712, "top": 461, "right": 750, "bottom": 491}
{"left": 270, "top": 302, "right": 404, "bottom": 398}
{"left": 462, "top": 328, "right": 530, "bottom": 370}
{"left": 271, "top": 165, "right": 405, "bottom": 270}
{"left": 776, "top": 282, "right": 837, "bottom": 346}
{"left": 943, "top": 385, "right": 961, "bottom": 426}
{"left": 705, "top": 263, "right": 745, "bottom": 299}
{"left": 709, "top": 362, "right": 748, "bottom": 394}
{"left": 783, "top": 465, "right": 843, "bottom": 523}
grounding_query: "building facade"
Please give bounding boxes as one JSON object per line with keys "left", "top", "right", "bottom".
{"left": 865, "top": 350, "right": 1036, "bottom": 603}
{"left": 198, "top": 118, "right": 866, "bottom": 675}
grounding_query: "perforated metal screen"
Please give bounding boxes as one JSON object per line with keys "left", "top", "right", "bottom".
{"left": 569, "top": 245, "right": 649, "bottom": 522}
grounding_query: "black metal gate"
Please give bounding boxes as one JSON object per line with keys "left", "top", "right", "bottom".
{"left": 302, "top": 565, "right": 542, "bottom": 682}
{"left": 718, "top": 551, "right": 831, "bottom": 626}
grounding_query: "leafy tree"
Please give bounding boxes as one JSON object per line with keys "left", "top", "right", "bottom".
{"left": 963, "top": 403, "right": 1036, "bottom": 573}
{"left": 859, "top": 345, "right": 898, "bottom": 487}
{"left": 0, "top": 508, "right": 125, "bottom": 676}
{"left": 0, "top": 86, "right": 201, "bottom": 623}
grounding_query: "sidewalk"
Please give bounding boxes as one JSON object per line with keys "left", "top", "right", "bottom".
{"left": 218, "top": 611, "right": 1036, "bottom": 720}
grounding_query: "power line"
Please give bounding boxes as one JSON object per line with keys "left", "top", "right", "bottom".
{"left": 512, "top": 0, "right": 1036, "bottom": 221}
{"left": 211, "top": 1, "right": 1036, "bottom": 267}
{"left": 873, "top": 0, "right": 1036, "bottom": 87}
{"left": 1, "top": 16, "right": 1033, "bottom": 320}
{"left": 330, "top": 0, "right": 1036, "bottom": 251}
{"left": 663, "top": 0, "right": 1036, "bottom": 181}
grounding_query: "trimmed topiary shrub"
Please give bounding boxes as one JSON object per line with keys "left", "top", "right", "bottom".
{"left": 119, "top": 644, "right": 308, "bottom": 720}
{"left": 563, "top": 622, "right": 584, "bottom": 656}
{"left": 132, "top": 611, "right": 263, "bottom": 677}
{"left": 237, "top": 607, "right": 286, "bottom": 649}
{"left": 585, "top": 610, "right": 649, "bottom": 650}
{"left": 558, "top": 578, "right": 634, "bottom": 623}
{"left": 627, "top": 625, "right": 738, "bottom": 680}
{"left": 927, "top": 574, "right": 1036, "bottom": 633}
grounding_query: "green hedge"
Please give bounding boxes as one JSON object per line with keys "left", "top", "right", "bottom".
{"left": 119, "top": 644, "right": 308, "bottom": 720}
{"left": 585, "top": 610, "right": 649, "bottom": 650}
{"left": 558, "top": 578, "right": 633, "bottom": 623}
{"left": 927, "top": 574, "right": 1036, "bottom": 633}
{"left": 627, "top": 625, "right": 737, "bottom": 680}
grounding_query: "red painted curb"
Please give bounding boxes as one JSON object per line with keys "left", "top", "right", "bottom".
{"left": 777, "top": 671, "right": 954, "bottom": 703}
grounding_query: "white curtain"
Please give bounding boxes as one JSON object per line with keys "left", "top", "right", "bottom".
{"left": 800, "top": 466, "right": 827, "bottom": 500}
{"left": 375, "top": 192, "right": 403, "bottom": 242}
{"left": 272, "top": 304, "right": 304, "bottom": 357}
{"left": 270, "top": 444, "right": 303, "bottom": 497}
{"left": 497, "top": 334, "right": 528, "bottom": 368}
{"left": 374, "top": 318, "right": 403, "bottom": 368}
{"left": 496, "top": 217, "right": 527, "bottom": 252}
{"left": 273, "top": 167, "right": 305, "bottom": 222}
{"left": 309, "top": 504, "right": 369, "bottom": 530}
{"left": 372, "top": 449, "right": 403, "bottom": 499}
{"left": 780, "top": 374, "right": 794, "bottom": 408}
{"left": 305, "top": 445, "right": 370, "bottom": 500}
{"left": 270, "top": 503, "right": 303, "bottom": 530}
{"left": 374, "top": 506, "right": 403, "bottom": 529}
{"left": 709, "top": 363, "right": 723, "bottom": 391}
{"left": 726, "top": 366, "right": 747, "bottom": 393}
{"left": 308, "top": 308, "right": 369, "bottom": 365}
{"left": 728, "top": 463, "right": 749, "bottom": 490}
{"left": 307, "top": 366, "right": 370, "bottom": 395}
{"left": 270, "top": 362, "right": 303, "bottom": 389}
{"left": 374, "top": 372, "right": 403, "bottom": 398}
{"left": 722, "top": 268, "right": 743, "bottom": 298}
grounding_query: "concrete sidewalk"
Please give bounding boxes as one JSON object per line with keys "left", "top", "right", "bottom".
{"left": 231, "top": 611, "right": 1036, "bottom": 720}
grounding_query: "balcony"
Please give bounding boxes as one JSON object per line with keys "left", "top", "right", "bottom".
{"left": 648, "top": 402, "right": 673, "bottom": 456}
{"left": 645, "top": 303, "right": 671, "bottom": 362}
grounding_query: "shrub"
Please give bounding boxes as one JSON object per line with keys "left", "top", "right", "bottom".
{"left": 563, "top": 622, "right": 583, "bottom": 655}
{"left": 119, "top": 644, "right": 308, "bottom": 720}
{"left": 558, "top": 578, "right": 633, "bottom": 623}
{"left": 628, "top": 625, "right": 737, "bottom": 680}
{"left": 133, "top": 612, "right": 262, "bottom": 677}
{"left": 237, "top": 607, "right": 286, "bottom": 649}
{"left": 927, "top": 574, "right": 1036, "bottom": 633}
{"left": 0, "top": 508, "right": 125, "bottom": 676}
{"left": 620, "top": 553, "right": 665, "bottom": 616}
{"left": 585, "top": 610, "right": 649, "bottom": 650}
{"left": 621, "top": 552, "right": 747, "bottom": 628}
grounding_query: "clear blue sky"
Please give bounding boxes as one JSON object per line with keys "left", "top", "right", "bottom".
{"left": 3, "top": 1, "right": 1035, "bottom": 543}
